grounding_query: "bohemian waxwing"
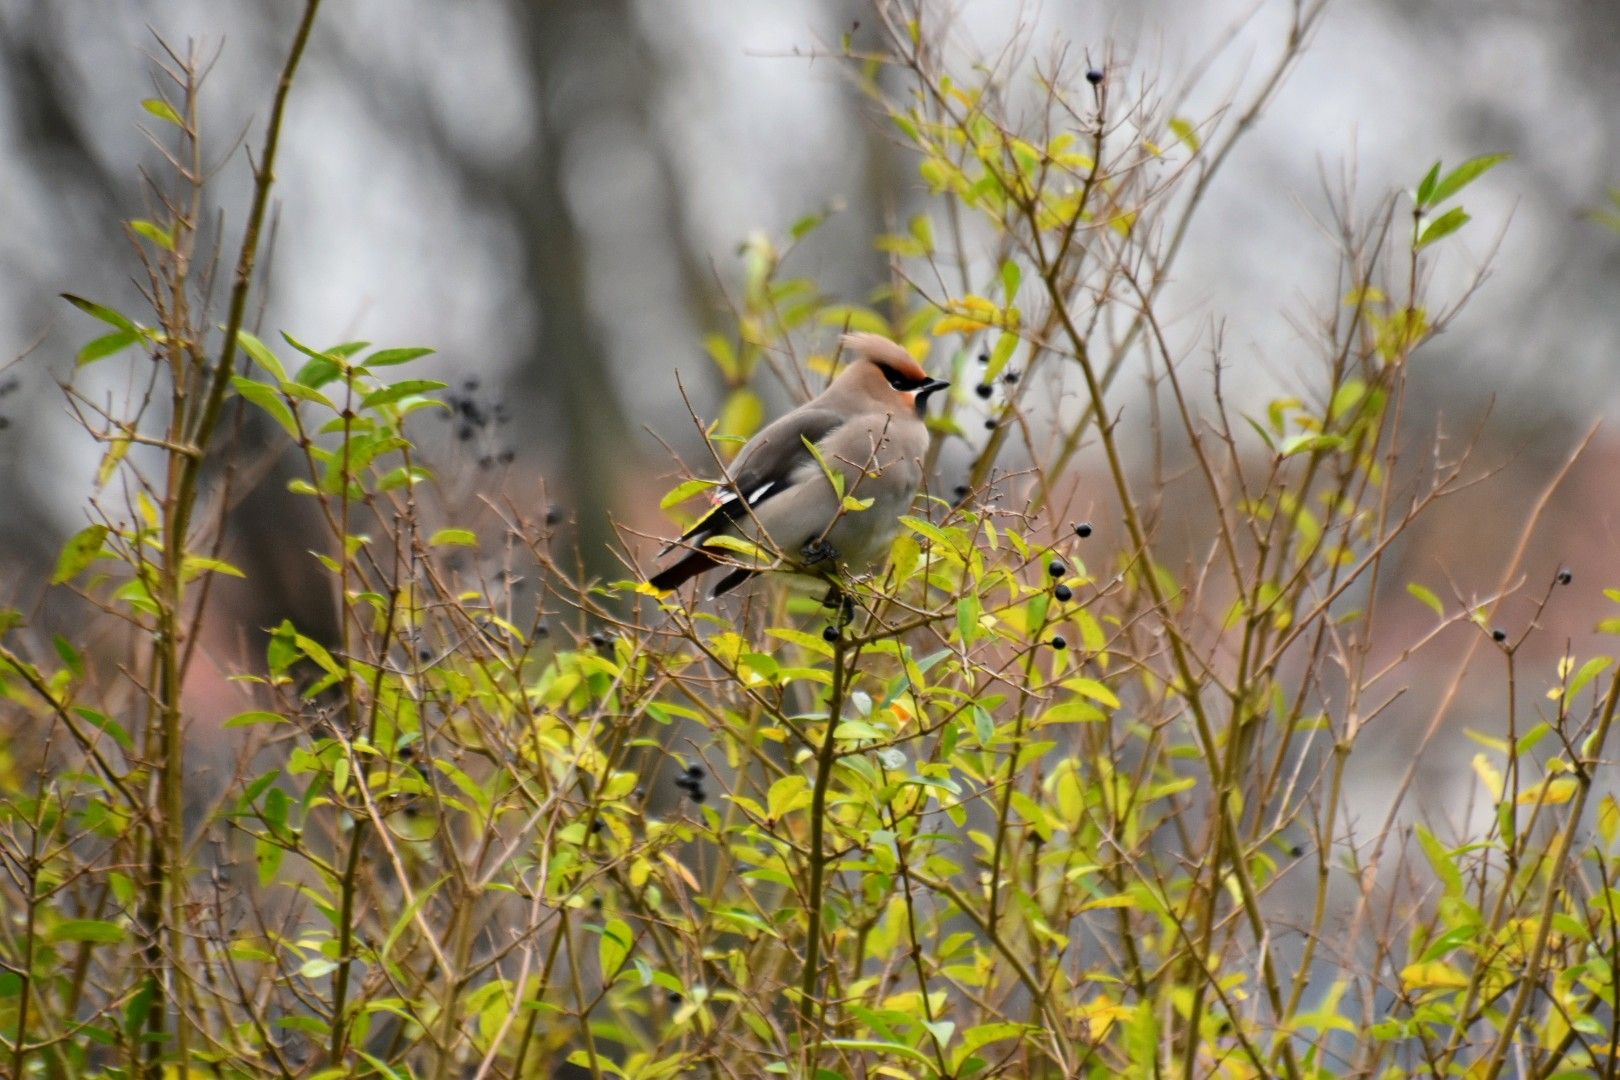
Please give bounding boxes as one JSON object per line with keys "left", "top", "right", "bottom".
{"left": 650, "top": 332, "right": 950, "bottom": 597}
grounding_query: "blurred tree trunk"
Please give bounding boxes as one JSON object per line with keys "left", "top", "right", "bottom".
{"left": 500, "top": 0, "right": 691, "bottom": 579}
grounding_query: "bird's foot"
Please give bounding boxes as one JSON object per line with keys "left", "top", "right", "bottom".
{"left": 820, "top": 585, "right": 855, "bottom": 628}
{"left": 800, "top": 538, "right": 838, "bottom": 566}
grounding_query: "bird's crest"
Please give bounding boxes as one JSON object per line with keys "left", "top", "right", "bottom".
{"left": 840, "top": 332, "right": 928, "bottom": 383}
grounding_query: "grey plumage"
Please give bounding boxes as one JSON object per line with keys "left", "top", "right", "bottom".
{"left": 650, "top": 333, "right": 948, "bottom": 596}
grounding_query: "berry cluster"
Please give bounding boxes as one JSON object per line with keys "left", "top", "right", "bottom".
{"left": 972, "top": 350, "right": 1021, "bottom": 430}
{"left": 675, "top": 763, "right": 707, "bottom": 804}
{"left": 438, "top": 377, "right": 517, "bottom": 468}
{"left": 1050, "top": 558, "right": 1074, "bottom": 603}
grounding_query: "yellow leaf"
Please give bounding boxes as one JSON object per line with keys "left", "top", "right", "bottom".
{"left": 660, "top": 851, "right": 702, "bottom": 890}
{"left": 933, "top": 315, "right": 993, "bottom": 336}
{"left": 1472, "top": 753, "right": 1503, "bottom": 801}
{"left": 1517, "top": 776, "right": 1580, "bottom": 805}
{"left": 1600, "top": 793, "right": 1619, "bottom": 846}
{"left": 1400, "top": 961, "right": 1469, "bottom": 991}
{"left": 1071, "top": 995, "right": 1133, "bottom": 1039}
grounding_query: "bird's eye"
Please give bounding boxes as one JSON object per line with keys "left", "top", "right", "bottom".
{"left": 877, "top": 363, "right": 919, "bottom": 391}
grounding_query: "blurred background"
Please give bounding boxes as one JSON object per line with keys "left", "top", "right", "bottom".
{"left": 1, "top": 0, "right": 1618, "bottom": 820}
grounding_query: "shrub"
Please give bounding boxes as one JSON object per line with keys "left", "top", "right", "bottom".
{"left": 2, "top": 5, "right": 1616, "bottom": 1078}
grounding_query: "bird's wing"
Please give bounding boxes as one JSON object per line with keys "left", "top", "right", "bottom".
{"left": 670, "top": 406, "right": 845, "bottom": 545}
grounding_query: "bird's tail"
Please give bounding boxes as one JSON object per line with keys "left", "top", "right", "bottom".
{"left": 648, "top": 549, "right": 718, "bottom": 592}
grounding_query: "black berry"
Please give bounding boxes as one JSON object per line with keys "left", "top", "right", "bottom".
{"left": 1557, "top": 568, "right": 1573, "bottom": 586}
{"left": 688, "top": 789, "right": 706, "bottom": 804}
{"left": 1491, "top": 628, "right": 1507, "bottom": 643}
{"left": 590, "top": 818, "right": 604, "bottom": 833}
{"left": 667, "top": 990, "right": 683, "bottom": 1005}
{"left": 1086, "top": 68, "right": 1104, "bottom": 85}
{"left": 822, "top": 625, "right": 840, "bottom": 642}
{"left": 590, "top": 631, "right": 611, "bottom": 649}
{"left": 975, "top": 383, "right": 993, "bottom": 399}
{"left": 545, "top": 505, "right": 562, "bottom": 526}
{"left": 1050, "top": 635, "right": 1068, "bottom": 650}
{"left": 977, "top": 351, "right": 990, "bottom": 364}
{"left": 685, "top": 764, "right": 705, "bottom": 780}
{"left": 1074, "top": 522, "right": 1093, "bottom": 538}
{"left": 1054, "top": 583, "right": 1072, "bottom": 602}
{"left": 952, "top": 485, "right": 970, "bottom": 501}
{"left": 1002, "top": 370, "right": 1019, "bottom": 384}
{"left": 983, "top": 418, "right": 997, "bottom": 430}
{"left": 1048, "top": 560, "right": 1066, "bottom": 577}
{"left": 633, "top": 786, "right": 646, "bottom": 800}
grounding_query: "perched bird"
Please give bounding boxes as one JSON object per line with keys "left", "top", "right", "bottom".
{"left": 650, "top": 333, "right": 950, "bottom": 597}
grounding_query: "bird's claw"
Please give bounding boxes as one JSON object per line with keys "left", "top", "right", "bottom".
{"left": 800, "top": 538, "right": 838, "bottom": 565}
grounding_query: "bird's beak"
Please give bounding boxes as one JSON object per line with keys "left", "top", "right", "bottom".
{"left": 913, "top": 378, "right": 951, "bottom": 414}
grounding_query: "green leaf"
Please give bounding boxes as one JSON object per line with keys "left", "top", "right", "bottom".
{"left": 141, "top": 97, "right": 183, "bottom": 125}
{"left": 284, "top": 333, "right": 344, "bottom": 388}
{"left": 660, "top": 477, "right": 717, "bottom": 510}
{"left": 236, "top": 330, "right": 286, "bottom": 381}
{"left": 360, "top": 379, "right": 447, "bottom": 410}
{"left": 129, "top": 219, "right": 174, "bottom": 251}
{"left": 1417, "top": 207, "right": 1471, "bottom": 248}
{"left": 1415, "top": 161, "right": 1442, "bottom": 207}
{"left": 182, "top": 555, "right": 245, "bottom": 582}
{"left": 824, "top": 1040, "right": 936, "bottom": 1069}
{"left": 799, "top": 435, "right": 845, "bottom": 498}
{"left": 789, "top": 212, "right": 826, "bottom": 241}
{"left": 1568, "top": 656, "right": 1611, "bottom": 700}
{"left": 1406, "top": 582, "right": 1444, "bottom": 618}
{"left": 61, "top": 294, "right": 139, "bottom": 334}
{"left": 1168, "top": 115, "right": 1201, "bottom": 152}
{"left": 52, "top": 524, "right": 109, "bottom": 584}
{"left": 364, "top": 346, "right": 435, "bottom": 367}
{"left": 717, "top": 389, "right": 764, "bottom": 442}
{"left": 999, "top": 259, "right": 1021, "bottom": 301}
{"left": 702, "top": 535, "right": 771, "bottom": 563}
{"left": 77, "top": 329, "right": 140, "bottom": 365}
{"left": 73, "top": 706, "right": 133, "bottom": 751}
{"left": 355, "top": 1052, "right": 407, "bottom": 1080}
{"left": 53, "top": 634, "right": 84, "bottom": 678}
{"left": 382, "top": 875, "right": 449, "bottom": 961}
{"left": 767, "top": 775, "right": 812, "bottom": 819}
{"left": 230, "top": 376, "right": 299, "bottom": 438}
{"left": 982, "top": 331, "right": 1018, "bottom": 385}
{"left": 1279, "top": 433, "right": 1344, "bottom": 458}
{"left": 1427, "top": 153, "right": 1509, "bottom": 206}
{"left": 1415, "top": 824, "right": 1463, "bottom": 897}
{"left": 598, "top": 917, "right": 632, "bottom": 981}
{"left": 429, "top": 528, "right": 478, "bottom": 548}
{"left": 50, "top": 919, "right": 127, "bottom": 944}
{"left": 267, "top": 618, "right": 299, "bottom": 676}
{"left": 224, "top": 711, "right": 285, "bottom": 729}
